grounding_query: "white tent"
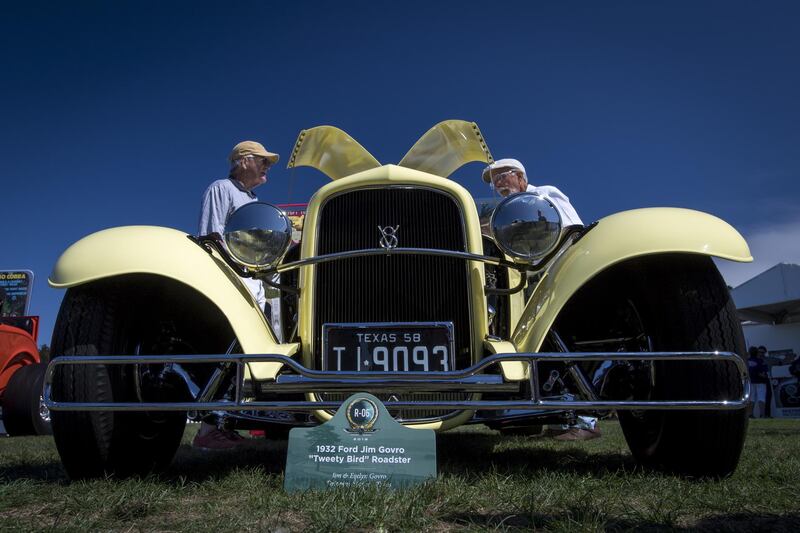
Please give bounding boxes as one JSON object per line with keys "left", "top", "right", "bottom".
{"left": 732, "top": 263, "right": 800, "bottom": 417}
{"left": 732, "top": 263, "right": 800, "bottom": 325}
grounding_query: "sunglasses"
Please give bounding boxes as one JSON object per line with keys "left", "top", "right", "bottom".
{"left": 245, "top": 155, "right": 272, "bottom": 170}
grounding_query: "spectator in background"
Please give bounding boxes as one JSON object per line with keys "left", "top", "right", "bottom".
{"left": 748, "top": 345, "right": 769, "bottom": 417}
{"left": 758, "top": 345, "right": 772, "bottom": 417}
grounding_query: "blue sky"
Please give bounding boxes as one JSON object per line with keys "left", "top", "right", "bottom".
{"left": 2, "top": 1, "right": 799, "bottom": 344}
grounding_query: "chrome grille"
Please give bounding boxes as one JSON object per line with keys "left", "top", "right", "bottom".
{"left": 314, "top": 187, "right": 472, "bottom": 370}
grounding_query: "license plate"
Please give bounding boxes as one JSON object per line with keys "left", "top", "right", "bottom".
{"left": 322, "top": 322, "right": 455, "bottom": 372}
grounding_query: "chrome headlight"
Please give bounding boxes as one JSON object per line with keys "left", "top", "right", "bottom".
{"left": 489, "top": 192, "right": 563, "bottom": 262}
{"left": 223, "top": 202, "right": 292, "bottom": 269}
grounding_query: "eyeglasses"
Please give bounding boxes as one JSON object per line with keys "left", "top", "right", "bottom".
{"left": 489, "top": 169, "right": 520, "bottom": 183}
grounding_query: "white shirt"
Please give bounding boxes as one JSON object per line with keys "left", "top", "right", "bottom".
{"left": 526, "top": 184, "right": 583, "bottom": 226}
{"left": 198, "top": 178, "right": 280, "bottom": 334}
{"left": 198, "top": 177, "right": 258, "bottom": 237}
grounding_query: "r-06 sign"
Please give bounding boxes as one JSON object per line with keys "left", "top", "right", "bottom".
{"left": 284, "top": 393, "right": 436, "bottom": 491}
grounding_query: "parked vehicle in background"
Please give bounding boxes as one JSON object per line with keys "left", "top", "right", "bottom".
{"left": 1, "top": 315, "right": 51, "bottom": 436}
{"left": 45, "top": 120, "right": 751, "bottom": 479}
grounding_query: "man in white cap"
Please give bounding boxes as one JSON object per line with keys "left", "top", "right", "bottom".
{"left": 482, "top": 158, "right": 600, "bottom": 440}
{"left": 482, "top": 158, "right": 583, "bottom": 227}
{"left": 195, "top": 140, "right": 280, "bottom": 449}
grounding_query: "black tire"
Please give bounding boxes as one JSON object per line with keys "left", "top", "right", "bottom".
{"left": 3, "top": 363, "right": 51, "bottom": 436}
{"left": 615, "top": 255, "right": 748, "bottom": 478}
{"left": 50, "top": 282, "right": 187, "bottom": 480}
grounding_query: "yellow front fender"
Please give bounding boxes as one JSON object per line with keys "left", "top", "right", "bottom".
{"left": 512, "top": 208, "right": 752, "bottom": 352}
{"left": 49, "top": 226, "right": 295, "bottom": 379}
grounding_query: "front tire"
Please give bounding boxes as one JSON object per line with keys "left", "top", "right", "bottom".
{"left": 50, "top": 282, "right": 187, "bottom": 479}
{"left": 617, "top": 255, "right": 748, "bottom": 477}
{"left": 555, "top": 255, "right": 748, "bottom": 478}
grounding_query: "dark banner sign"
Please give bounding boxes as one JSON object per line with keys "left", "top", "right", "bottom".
{"left": 0, "top": 270, "right": 34, "bottom": 317}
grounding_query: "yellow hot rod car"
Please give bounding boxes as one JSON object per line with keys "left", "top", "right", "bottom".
{"left": 45, "top": 121, "right": 751, "bottom": 479}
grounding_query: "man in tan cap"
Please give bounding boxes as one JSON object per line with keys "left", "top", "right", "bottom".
{"left": 199, "top": 141, "right": 279, "bottom": 240}
{"left": 195, "top": 140, "right": 279, "bottom": 449}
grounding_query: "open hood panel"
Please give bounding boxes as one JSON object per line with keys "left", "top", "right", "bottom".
{"left": 288, "top": 120, "right": 492, "bottom": 180}
{"left": 287, "top": 126, "right": 381, "bottom": 181}
{"left": 399, "top": 120, "right": 493, "bottom": 177}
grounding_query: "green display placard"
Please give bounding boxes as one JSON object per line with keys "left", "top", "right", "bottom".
{"left": 284, "top": 393, "right": 437, "bottom": 492}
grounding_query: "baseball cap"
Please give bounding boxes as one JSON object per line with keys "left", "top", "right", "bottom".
{"left": 481, "top": 158, "right": 527, "bottom": 183}
{"left": 228, "top": 141, "right": 280, "bottom": 165}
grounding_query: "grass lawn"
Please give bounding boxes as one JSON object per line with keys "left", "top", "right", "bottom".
{"left": 1, "top": 418, "right": 798, "bottom": 531}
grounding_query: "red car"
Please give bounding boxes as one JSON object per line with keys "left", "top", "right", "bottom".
{"left": 0, "top": 315, "right": 51, "bottom": 436}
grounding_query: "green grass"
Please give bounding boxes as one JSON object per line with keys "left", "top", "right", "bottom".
{"left": 1, "top": 419, "right": 798, "bottom": 531}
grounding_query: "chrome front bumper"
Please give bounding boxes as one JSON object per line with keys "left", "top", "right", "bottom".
{"left": 43, "top": 351, "right": 751, "bottom": 412}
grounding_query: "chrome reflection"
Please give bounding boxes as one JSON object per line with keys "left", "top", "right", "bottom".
{"left": 490, "top": 192, "right": 562, "bottom": 261}
{"left": 224, "top": 202, "right": 292, "bottom": 269}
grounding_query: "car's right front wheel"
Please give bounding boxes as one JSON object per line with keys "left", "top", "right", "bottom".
{"left": 556, "top": 254, "right": 748, "bottom": 478}
{"left": 618, "top": 255, "right": 748, "bottom": 477}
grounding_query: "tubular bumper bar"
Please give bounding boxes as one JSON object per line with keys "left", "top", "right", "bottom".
{"left": 43, "top": 351, "right": 750, "bottom": 412}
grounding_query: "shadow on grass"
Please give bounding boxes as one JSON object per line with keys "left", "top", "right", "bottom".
{"left": 692, "top": 512, "right": 800, "bottom": 532}
{"left": 436, "top": 431, "right": 639, "bottom": 477}
{"left": 163, "top": 430, "right": 639, "bottom": 482}
{"left": 0, "top": 438, "right": 291, "bottom": 485}
{"left": 442, "top": 511, "right": 800, "bottom": 532}
{"left": 757, "top": 429, "right": 800, "bottom": 437}
{"left": 1, "top": 432, "right": 639, "bottom": 484}
{"left": 164, "top": 438, "right": 290, "bottom": 481}
{"left": 0, "top": 433, "right": 637, "bottom": 483}
{"left": 443, "top": 510, "right": 659, "bottom": 531}
{"left": 163, "top": 430, "right": 640, "bottom": 482}
{"left": 0, "top": 461, "right": 67, "bottom": 483}
{"left": 0, "top": 431, "right": 635, "bottom": 484}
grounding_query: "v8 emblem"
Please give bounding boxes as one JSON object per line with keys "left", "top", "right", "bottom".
{"left": 378, "top": 225, "right": 399, "bottom": 249}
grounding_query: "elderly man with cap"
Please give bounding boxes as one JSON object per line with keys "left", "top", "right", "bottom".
{"left": 199, "top": 141, "right": 279, "bottom": 248}
{"left": 482, "top": 158, "right": 600, "bottom": 440}
{"left": 199, "top": 140, "right": 282, "bottom": 315}
{"left": 482, "top": 158, "right": 583, "bottom": 227}
{"left": 195, "top": 140, "right": 279, "bottom": 450}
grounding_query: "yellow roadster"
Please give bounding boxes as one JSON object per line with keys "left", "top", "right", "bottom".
{"left": 45, "top": 121, "right": 751, "bottom": 479}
